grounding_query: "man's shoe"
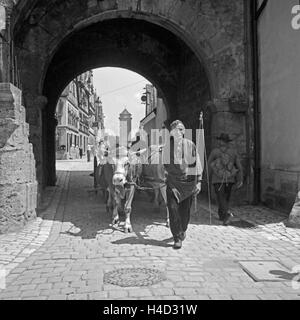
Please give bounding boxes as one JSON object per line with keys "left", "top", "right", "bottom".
{"left": 180, "top": 232, "right": 186, "bottom": 241}
{"left": 173, "top": 239, "right": 182, "bottom": 250}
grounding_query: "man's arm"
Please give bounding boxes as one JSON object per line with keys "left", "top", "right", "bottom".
{"left": 207, "top": 149, "right": 217, "bottom": 167}
{"left": 191, "top": 143, "right": 203, "bottom": 194}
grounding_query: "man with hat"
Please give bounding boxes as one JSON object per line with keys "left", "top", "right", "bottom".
{"left": 163, "top": 120, "right": 203, "bottom": 249}
{"left": 208, "top": 133, "right": 243, "bottom": 225}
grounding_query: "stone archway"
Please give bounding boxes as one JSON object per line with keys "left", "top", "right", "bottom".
{"left": 41, "top": 17, "right": 214, "bottom": 188}
{"left": 0, "top": 0, "right": 252, "bottom": 232}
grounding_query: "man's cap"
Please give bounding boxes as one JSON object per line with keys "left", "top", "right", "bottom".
{"left": 216, "top": 133, "right": 232, "bottom": 143}
{"left": 170, "top": 120, "right": 185, "bottom": 130}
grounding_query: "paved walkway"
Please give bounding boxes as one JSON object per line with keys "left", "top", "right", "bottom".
{"left": 0, "top": 159, "right": 300, "bottom": 300}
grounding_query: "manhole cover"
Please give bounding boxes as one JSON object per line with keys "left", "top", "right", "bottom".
{"left": 104, "top": 268, "right": 166, "bottom": 287}
{"left": 239, "top": 260, "right": 295, "bottom": 282}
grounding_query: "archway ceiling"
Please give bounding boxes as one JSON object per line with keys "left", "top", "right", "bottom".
{"left": 43, "top": 18, "right": 188, "bottom": 117}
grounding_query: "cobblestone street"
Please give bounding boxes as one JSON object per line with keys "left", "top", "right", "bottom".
{"left": 0, "top": 159, "right": 300, "bottom": 300}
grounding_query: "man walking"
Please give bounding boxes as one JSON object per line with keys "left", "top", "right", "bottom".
{"left": 208, "top": 133, "right": 243, "bottom": 226}
{"left": 163, "top": 120, "right": 203, "bottom": 249}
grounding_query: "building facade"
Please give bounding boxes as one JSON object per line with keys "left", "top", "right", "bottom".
{"left": 55, "top": 71, "right": 105, "bottom": 160}
{"left": 139, "top": 84, "right": 168, "bottom": 146}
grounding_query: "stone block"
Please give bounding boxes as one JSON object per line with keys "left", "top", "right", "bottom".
{"left": 87, "top": 0, "right": 97, "bottom": 9}
{"left": 211, "top": 110, "right": 246, "bottom": 140}
{"left": 209, "top": 31, "right": 230, "bottom": 55}
{"left": 279, "top": 172, "right": 298, "bottom": 194}
{"left": 274, "top": 172, "right": 281, "bottom": 190}
{"left": 0, "top": 184, "right": 27, "bottom": 233}
{"left": 261, "top": 168, "right": 275, "bottom": 187}
{"left": 0, "top": 149, "right": 35, "bottom": 184}
{"left": 26, "top": 182, "right": 38, "bottom": 219}
{"left": 261, "top": 168, "right": 299, "bottom": 213}
{"left": 0, "top": 83, "right": 22, "bottom": 121}
{"left": 287, "top": 192, "right": 300, "bottom": 228}
{"left": 0, "top": 83, "right": 37, "bottom": 234}
{"left": 261, "top": 196, "right": 275, "bottom": 210}
{"left": 2, "top": 124, "right": 29, "bottom": 149}
{"left": 265, "top": 186, "right": 275, "bottom": 194}
{"left": 274, "top": 195, "right": 294, "bottom": 213}
{"left": 0, "top": 119, "right": 18, "bottom": 148}
{"left": 280, "top": 181, "right": 298, "bottom": 195}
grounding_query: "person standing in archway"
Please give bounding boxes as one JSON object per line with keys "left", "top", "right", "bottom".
{"left": 208, "top": 133, "right": 243, "bottom": 226}
{"left": 163, "top": 120, "right": 203, "bottom": 249}
{"left": 87, "top": 144, "right": 91, "bottom": 162}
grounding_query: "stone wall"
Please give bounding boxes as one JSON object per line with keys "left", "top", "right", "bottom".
{"left": 261, "top": 168, "right": 298, "bottom": 213}
{"left": 258, "top": 0, "right": 300, "bottom": 216}
{"left": 0, "top": 83, "right": 37, "bottom": 233}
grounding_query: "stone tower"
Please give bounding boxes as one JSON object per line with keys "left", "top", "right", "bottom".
{"left": 119, "top": 108, "right": 132, "bottom": 147}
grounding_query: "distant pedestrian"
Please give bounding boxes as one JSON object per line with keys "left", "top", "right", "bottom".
{"left": 163, "top": 120, "right": 203, "bottom": 249}
{"left": 87, "top": 144, "right": 91, "bottom": 162}
{"left": 75, "top": 145, "right": 79, "bottom": 159}
{"left": 79, "top": 148, "right": 83, "bottom": 159}
{"left": 208, "top": 133, "right": 243, "bottom": 226}
{"left": 96, "top": 140, "right": 108, "bottom": 177}
{"left": 69, "top": 144, "right": 76, "bottom": 160}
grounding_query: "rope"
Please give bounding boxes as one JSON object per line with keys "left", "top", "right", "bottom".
{"left": 128, "top": 181, "right": 166, "bottom": 191}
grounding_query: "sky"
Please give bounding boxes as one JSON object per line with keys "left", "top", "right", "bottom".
{"left": 92, "top": 67, "right": 150, "bottom": 138}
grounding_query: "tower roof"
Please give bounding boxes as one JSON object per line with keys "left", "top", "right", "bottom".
{"left": 120, "top": 108, "right": 132, "bottom": 116}
{"left": 119, "top": 108, "right": 132, "bottom": 120}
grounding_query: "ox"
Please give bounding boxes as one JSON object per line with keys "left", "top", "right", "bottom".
{"left": 96, "top": 145, "right": 169, "bottom": 233}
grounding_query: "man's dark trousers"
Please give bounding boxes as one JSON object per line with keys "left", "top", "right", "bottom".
{"left": 213, "top": 183, "right": 234, "bottom": 220}
{"left": 166, "top": 187, "right": 193, "bottom": 241}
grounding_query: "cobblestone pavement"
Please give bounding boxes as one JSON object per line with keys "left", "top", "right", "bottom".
{"left": 1, "top": 159, "right": 300, "bottom": 300}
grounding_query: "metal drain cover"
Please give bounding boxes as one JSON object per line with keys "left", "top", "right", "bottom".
{"left": 104, "top": 268, "right": 166, "bottom": 287}
{"left": 239, "top": 260, "right": 294, "bottom": 282}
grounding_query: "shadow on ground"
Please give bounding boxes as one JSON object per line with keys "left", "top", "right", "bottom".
{"left": 38, "top": 170, "right": 291, "bottom": 242}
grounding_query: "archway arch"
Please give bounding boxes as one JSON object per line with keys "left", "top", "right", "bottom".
{"left": 38, "top": 10, "right": 218, "bottom": 100}
{"left": 40, "top": 17, "right": 212, "bottom": 186}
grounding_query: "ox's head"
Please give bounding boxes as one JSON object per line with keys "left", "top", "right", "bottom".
{"left": 111, "top": 147, "right": 131, "bottom": 199}
{"left": 113, "top": 157, "right": 130, "bottom": 187}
